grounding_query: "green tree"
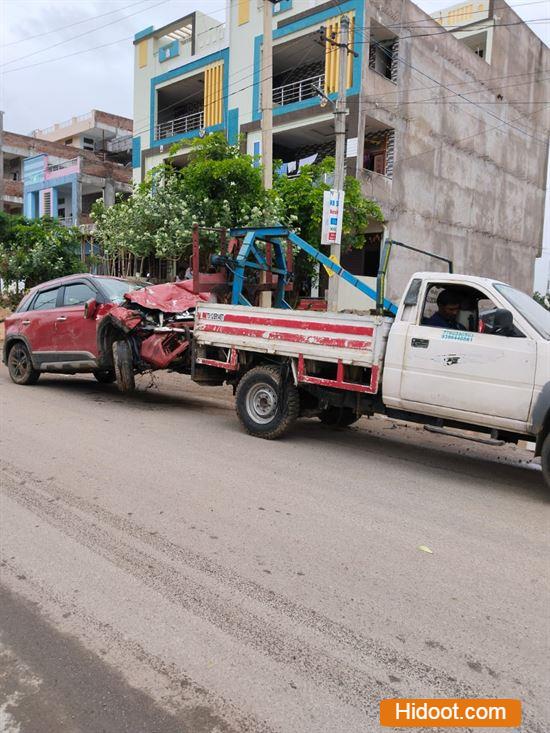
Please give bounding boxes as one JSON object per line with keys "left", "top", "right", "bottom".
{"left": 91, "top": 134, "right": 384, "bottom": 292}
{"left": 0, "top": 213, "right": 82, "bottom": 298}
{"left": 274, "top": 156, "right": 384, "bottom": 293}
{"left": 92, "top": 133, "right": 285, "bottom": 274}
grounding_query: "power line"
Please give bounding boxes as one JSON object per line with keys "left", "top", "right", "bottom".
{"left": 0, "top": 0, "right": 154, "bottom": 48}
{"left": 362, "top": 0, "right": 550, "bottom": 30}
{"left": 362, "top": 31, "right": 549, "bottom": 144}
{"left": 1, "top": 0, "right": 176, "bottom": 68}
{"left": 2, "top": 5, "right": 229, "bottom": 75}
{"left": 360, "top": 75, "right": 550, "bottom": 108}
{"left": 352, "top": 17, "right": 550, "bottom": 41}
{"left": 358, "top": 69, "right": 550, "bottom": 99}
{"left": 389, "top": 103, "right": 550, "bottom": 172}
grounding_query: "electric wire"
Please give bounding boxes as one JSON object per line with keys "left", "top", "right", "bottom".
{"left": 1, "top": 0, "right": 156, "bottom": 48}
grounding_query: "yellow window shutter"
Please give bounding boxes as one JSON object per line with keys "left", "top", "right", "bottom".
{"left": 324, "top": 14, "right": 354, "bottom": 94}
{"left": 204, "top": 62, "right": 224, "bottom": 127}
{"left": 238, "top": 0, "right": 250, "bottom": 25}
{"left": 138, "top": 40, "right": 147, "bottom": 68}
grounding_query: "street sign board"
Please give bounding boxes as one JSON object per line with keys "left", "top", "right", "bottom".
{"left": 321, "top": 189, "right": 344, "bottom": 246}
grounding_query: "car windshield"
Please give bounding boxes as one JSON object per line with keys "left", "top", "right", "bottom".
{"left": 95, "top": 277, "right": 145, "bottom": 304}
{"left": 494, "top": 283, "right": 550, "bottom": 339}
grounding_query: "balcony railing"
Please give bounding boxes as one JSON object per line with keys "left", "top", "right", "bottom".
{"left": 273, "top": 74, "right": 325, "bottom": 107}
{"left": 47, "top": 158, "right": 79, "bottom": 174}
{"left": 58, "top": 216, "right": 74, "bottom": 227}
{"left": 156, "top": 110, "right": 204, "bottom": 140}
{"left": 106, "top": 134, "right": 133, "bottom": 153}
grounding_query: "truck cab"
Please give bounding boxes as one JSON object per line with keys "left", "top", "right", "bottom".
{"left": 382, "top": 273, "right": 549, "bottom": 451}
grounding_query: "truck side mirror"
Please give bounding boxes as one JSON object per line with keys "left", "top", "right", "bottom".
{"left": 84, "top": 298, "right": 98, "bottom": 319}
{"left": 480, "top": 308, "right": 514, "bottom": 336}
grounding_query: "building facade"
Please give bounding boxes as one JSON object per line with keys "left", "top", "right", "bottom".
{"left": 2, "top": 110, "right": 133, "bottom": 225}
{"left": 1, "top": 132, "right": 132, "bottom": 226}
{"left": 132, "top": 0, "right": 550, "bottom": 302}
{"left": 30, "top": 109, "right": 133, "bottom": 164}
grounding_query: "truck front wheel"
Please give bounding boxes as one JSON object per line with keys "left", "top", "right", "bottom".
{"left": 541, "top": 433, "right": 550, "bottom": 488}
{"left": 235, "top": 366, "right": 299, "bottom": 439}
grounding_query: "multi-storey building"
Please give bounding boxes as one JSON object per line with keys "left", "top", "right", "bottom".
{"left": 1, "top": 110, "right": 133, "bottom": 224}
{"left": 132, "top": 0, "right": 549, "bottom": 303}
{"left": 1, "top": 132, "right": 132, "bottom": 227}
{"left": 30, "top": 109, "right": 133, "bottom": 164}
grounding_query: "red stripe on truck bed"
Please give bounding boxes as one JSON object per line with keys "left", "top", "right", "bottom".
{"left": 198, "top": 311, "right": 374, "bottom": 337}
{"left": 199, "top": 323, "right": 372, "bottom": 350}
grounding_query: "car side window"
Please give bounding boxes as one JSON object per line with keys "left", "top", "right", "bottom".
{"left": 63, "top": 282, "right": 97, "bottom": 306}
{"left": 31, "top": 288, "right": 60, "bottom": 311}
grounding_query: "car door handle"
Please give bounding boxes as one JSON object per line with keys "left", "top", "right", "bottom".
{"left": 21, "top": 319, "right": 31, "bottom": 326}
{"left": 56, "top": 316, "right": 67, "bottom": 321}
{"left": 411, "top": 338, "right": 429, "bottom": 348}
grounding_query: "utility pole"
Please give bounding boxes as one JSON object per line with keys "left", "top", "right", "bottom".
{"left": 325, "top": 15, "right": 354, "bottom": 311}
{"left": 0, "top": 110, "right": 4, "bottom": 213}
{"left": 334, "top": 14, "right": 349, "bottom": 194}
{"left": 261, "top": 0, "right": 274, "bottom": 190}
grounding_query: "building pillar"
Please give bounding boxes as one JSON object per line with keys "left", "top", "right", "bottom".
{"left": 24, "top": 192, "right": 35, "bottom": 218}
{"left": 103, "top": 178, "right": 115, "bottom": 208}
{"left": 72, "top": 177, "right": 82, "bottom": 226}
{"left": 51, "top": 186, "right": 58, "bottom": 218}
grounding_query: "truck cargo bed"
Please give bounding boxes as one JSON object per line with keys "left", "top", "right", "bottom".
{"left": 193, "top": 304, "right": 393, "bottom": 395}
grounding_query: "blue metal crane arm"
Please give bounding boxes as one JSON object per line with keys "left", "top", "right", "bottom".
{"left": 287, "top": 232, "right": 398, "bottom": 315}
{"left": 228, "top": 226, "right": 398, "bottom": 314}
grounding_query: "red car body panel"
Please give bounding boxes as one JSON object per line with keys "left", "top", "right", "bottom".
{"left": 20, "top": 307, "right": 59, "bottom": 353}
{"left": 124, "top": 280, "right": 210, "bottom": 313}
{"left": 53, "top": 304, "right": 106, "bottom": 357}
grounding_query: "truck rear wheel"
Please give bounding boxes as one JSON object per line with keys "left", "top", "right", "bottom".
{"left": 541, "top": 433, "right": 550, "bottom": 488}
{"left": 112, "top": 340, "right": 135, "bottom": 394}
{"left": 318, "top": 406, "right": 360, "bottom": 428}
{"left": 235, "top": 365, "right": 299, "bottom": 439}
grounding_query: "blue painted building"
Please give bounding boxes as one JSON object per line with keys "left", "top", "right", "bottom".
{"left": 22, "top": 149, "right": 132, "bottom": 228}
{"left": 132, "top": 1, "right": 368, "bottom": 185}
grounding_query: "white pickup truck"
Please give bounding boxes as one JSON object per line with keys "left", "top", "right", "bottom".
{"left": 193, "top": 271, "right": 550, "bottom": 486}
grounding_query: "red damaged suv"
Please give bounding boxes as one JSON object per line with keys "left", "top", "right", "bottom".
{"left": 3, "top": 274, "right": 143, "bottom": 386}
{"left": 3, "top": 273, "right": 209, "bottom": 391}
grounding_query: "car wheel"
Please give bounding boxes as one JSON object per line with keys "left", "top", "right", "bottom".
{"left": 7, "top": 342, "right": 40, "bottom": 385}
{"left": 235, "top": 365, "right": 299, "bottom": 439}
{"left": 318, "top": 406, "right": 360, "bottom": 428}
{"left": 112, "top": 340, "right": 135, "bottom": 394}
{"left": 541, "top": 433, "right": 550, "bottom": 489}
{"left": 93, "top": 369, "right": 116, "bottom": 384}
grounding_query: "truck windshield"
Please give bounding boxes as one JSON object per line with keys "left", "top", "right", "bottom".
{"left": 95, "top": 277, "right": 145, "bottom": 304}
{"left": 494, "top": 283, "right": 550, "bottom": 339}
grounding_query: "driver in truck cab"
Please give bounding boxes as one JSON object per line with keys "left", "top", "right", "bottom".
{"left": 423, "top": 290, "right": 466, "bottom": 331}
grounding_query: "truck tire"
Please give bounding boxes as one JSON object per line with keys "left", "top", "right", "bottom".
{"left": 7, "top": 342, "right": 40, "bottom": 385}
{"left": 235, "top": 365, "right": 299, "bottom": 439}
{"left": 112, "top": 340, "right": 135, "bottom": 394}
{"left": 541, "top": 433, "right": 550, "bottom": 488}
{"left": 318, "top": 406, "right": 360, "bottom": 428}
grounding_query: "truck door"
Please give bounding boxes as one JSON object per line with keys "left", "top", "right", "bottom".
{"left": 400, "top": 282, "right": 536, "bottom": 422}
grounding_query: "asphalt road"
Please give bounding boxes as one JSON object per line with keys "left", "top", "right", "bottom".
{"left": 0, "top": 366, "right": 548, "bottom": 733}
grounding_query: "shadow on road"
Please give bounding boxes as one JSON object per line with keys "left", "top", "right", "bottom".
{"left": 299, "top": 419, "right": 545, "bottom": 500}
{"left": 29, "top": 373, "right": 233, "bottom": 412}
{"left": 0, "top": 583, "right": 235, "bottom": 733}
{"left": 16, "top": 372, "right": 546, "bottom": 501}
